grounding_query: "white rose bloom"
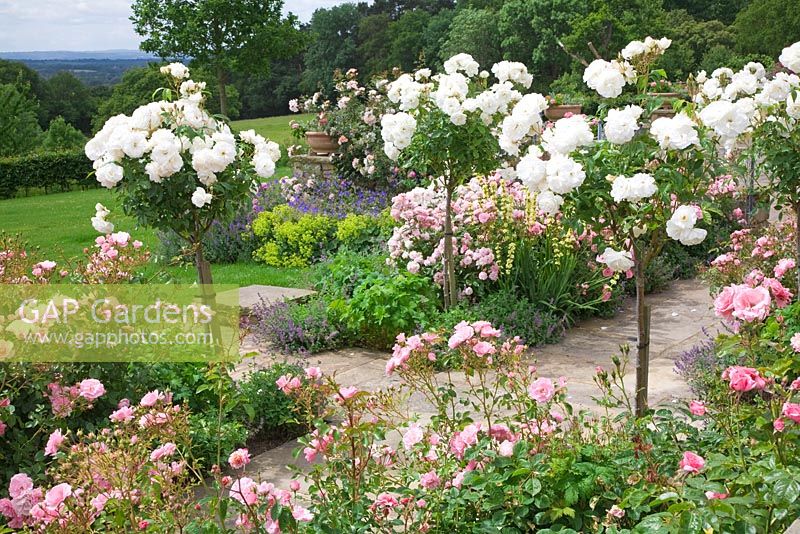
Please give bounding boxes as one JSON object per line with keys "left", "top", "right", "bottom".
{"left": 91, "top": 215, "right": 114, "bottom": 234}
{"left": 743, "top": 62, "right": 766, "bottom": 80}
{"left": 145, "top": 161, "right": 164, "bottom": 183}
{"left": 95, "top": 203, "right": 110, "bottom": 218}
{"left": 381, "top": 112, "right": 417, "bottom": 150}
{"left": 414, "top": 68, "right": 431, "bottom": 80}
{"left": 191, "top": 187, "right": 212, "bottom": 208}
{"left": 610, "top": 173, "right": 657, "bottom": 203}
{"left": 649, "top": 112, "right": 699, "bottom": 150}
{"left": 384, "top": 141, "right": 400, "bottom": 160}
{"left": 583, "top": 59, "right": 626, "bottom": 98}
{"left": 252, "top": 153, "right": 276, "bottom": 178}
{"left": 779, "top": 41, "right": 800, "bottom": 73}
{"left": 96, "top": 163, "right": 124, "bottom": 188}
{"left": 701, "top": 78, "right": 722, "bottom": 101}
{"left": 491, "top": 61, "right": 533, "bottom": 88}
{"left": 443, "top": 53, "right": 480, "bottom": 77}
{"left": 122, "top": 130, "right": 148, "bottom": 159}
{"left": 161, "top": 62, "right": 190, "bottom": 79}
{"left": 698, "top": 100, "right": 753, "bottom": 140}
{"left": 604, "top": 105, "right": 643, "bottom": 144}
{"left": 787, "top": 93, "right": 800, "bottom": 119}
{"left": 516, "top": 148, "right": 548, "bottom": 192}
{"left": 621, "top": 40, "right": 646, "bottom": 59}
{"left": 536, "top": 190, "right": 564, "bottom": 215}
{"left": 542, "top": 115, "right": 593, "bottom": 155}
{"left": 666, "top": 205, "right": 706, "bottom": 245}
{"left": 545, "top": 154, "right": 586, "bottom": 194}
{"left": 597, "top": 247, "right": 634, "bottom": 272}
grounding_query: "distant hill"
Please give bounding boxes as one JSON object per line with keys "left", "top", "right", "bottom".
{"left": 0, "top": 50, "right": 157, "bottom": 61}
{"left": 0, "top": 50, "right": 164, "bottom": 86}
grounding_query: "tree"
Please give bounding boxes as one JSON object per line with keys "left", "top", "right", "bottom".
{"left": 387, "top": 10, "right": 433, "bottom": 72}
{"left": 44, "top": 72, "right": 95, "bottom": 134}
{"left": 0, "top": 84, "right": 42, "bottom": 156}
{"left": 439, "top": 8, "right": 502, "bottom": 69}
{"left": 302, "top": 4, "right": 363, "bottom": 94}
{"left": 734, "top": 0, "right": 800, "bottom": 57}
{"left": 130, "top": 0, "right": 306, "bottom": 116}
{"left": 358, "top": 14, "right": 393, "bottom": 77}
{"left": 42, "top": 116, "right": 87, "bottom": 151}
{"left": 664, "top": 0, "right": 749, "bottom": 25}
{"left": 0, "top": 59, "right": 48, "bottom": 127}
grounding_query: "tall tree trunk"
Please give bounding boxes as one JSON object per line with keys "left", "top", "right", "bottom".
{"left": 443, "top": 180, "right": 458, "bottom": 309}
{"left": 795, "top": 201, "right": 800, "bottom": 293}
{"left": 634, "top": 256, "right": 651, "bottom": 417}
{"left": 216, "top": 65, "right": 228, "bottom": 117}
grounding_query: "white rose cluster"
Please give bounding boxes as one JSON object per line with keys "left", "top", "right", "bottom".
{"left": 604, "top": 105, "right": 643, "bottom": 144}
{"left": 779, "top": 42, "right": 800, "bottom": 73}
{"left": 597, "top": 247, "right": 634, "bottom": 272}
{"left": 666, "top": 205, "right": 707, "bottom": 245}
{"left": 610, "top": 173, "right": 657, "bottom": 203}
{"left": 649, "top": 112, "right": 699, "bottom": 150}
{"left": 541, "top": 114, "right": 593, "bottom": 155}
{"left": 490, "top": 61, "right": 533, "bottom": 89}
{"left": 498, "top": 93, "right": 547, "bottom": 155}
{"left": 86, "top": 63, "right": 280, "bottom": 208}
{"left": 387, "top": 74, "right": 428, "bottom": 111}
{"left": 443, "top": 53, "right": 480, "bottom": 77}
{"left": 620, "top": 36, "right": 671, "bottom": 60}
{"left": 698, "top": 98, "right": 755, "bottom": 144}
{"left": 381, "top": 112, "right": 417, "bottom": 160}
{"left": 583, "top": 59, "right": 634, "bottom": 98}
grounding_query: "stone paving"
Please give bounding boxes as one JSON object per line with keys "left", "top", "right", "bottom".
{"left": 236, "top": 278, "right": 722, "bottom": 488}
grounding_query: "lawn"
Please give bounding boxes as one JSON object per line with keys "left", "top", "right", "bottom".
{"left": 0, "top": 114, "right": 312, "bottom": 288}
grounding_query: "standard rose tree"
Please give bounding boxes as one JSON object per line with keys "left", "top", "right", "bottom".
{"left": 520, "top": 37, "right": 722, "bottom": 415}
{"left": 85, "top": 63, "right": 281, "bottom": 284}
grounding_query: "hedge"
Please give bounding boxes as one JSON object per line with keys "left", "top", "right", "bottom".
{"left": 0, "top": 150, "right": 95, "bottom": 199}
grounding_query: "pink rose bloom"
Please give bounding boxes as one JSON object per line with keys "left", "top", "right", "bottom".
{"left": 78, "top": 378, "right": 106, "bottom": 400}
{"left": 791, "top": 378, "right": 800, "bottom": 390}
{"left": 150, "top": 442, "right": 177, "bottom": 462}
{"left": 608, "top": 505, "right": 625, "bottom": 518}
{"left": 448, "top": 322, "right": 475, "bottom": 349}
{"left": 774, "top": 258, "right": 796, "bottom": 279}
{"left": 498, "top": 440, "right": 515, "bottom": 457}
{"left": 732, "top": 286, "right": 771, "bottom": 322}
{"left": 276, "top": 375, "right": 301, "bottom": 394}
{"left": 403, "top": 423, "right": 424, "bottom": 450}
{"left": 774, "top": 418, "right": 786, "bottom": 432}
{"left": 705, "top": 491, "right": 728, "bottom": 500}
{"left": 9, "top": 473, "right": 33, "bottom": 499}
{"left": 723, "top": 366, "right": 766, "bottom": 392}
{"left": 133, "top": 240, "right": 143, "bottom": 249}
{"left": 304, "top": 367, "right": 322, "bottom": 380}
{"left": 528, "top": 377, "right": 556, "bottom": 403}
{"left": 762, "top": 278, "right": 792, "bottom": 308}
{"left": 782, "top": 402, "right": 800, "bottom": 423}
{"left": 292, "top": 504, "right": 314, "bottom": 522}
{"left": 791, "top": 333, "right": 800, "bottom": 353}
{"left": 679, "top": 451, "right": 705, "bottom": 473}
{"left": 91, "top": 493, "right": 109, "bottom": 512}
{"left": 713, "top": 285, "right": 739, "bottom": 321}
{"left": 230, "top": 477, "right": 258, "bottom": 505}
{"left": 140, "top": 390, "right": 164, "bottom": 407}
{"left": 44, "top": 483, "right": 72, "bottom": 508}
{"left": 228, "top": 448, "right": 251, "bottom": 469}
{"left": 689, "top": 400, "right": 706, "bottom": 416}
{"left": 44, "top": 429, "right": 65, "bottom": 457}
{"left": 372, "top": 492, "right": 399, "bottom": 510}
{"left": 339, "top": 386, "right": 358, "bottom": 400}
{"left": 473, "top": 341, "right": 496, "bottom": 356}
{"left": 109, "top": 406, "right": 135, "bottom": 423}
{"left": 420, "top": 470, "right": 441, "bottom": 489}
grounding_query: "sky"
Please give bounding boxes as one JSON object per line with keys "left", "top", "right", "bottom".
{"left": 0, "top": 0, "right": 350, "bottom": 52}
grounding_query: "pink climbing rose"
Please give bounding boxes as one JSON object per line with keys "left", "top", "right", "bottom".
{"left": 679, "top": 451, "right": 705, "bottom": 473}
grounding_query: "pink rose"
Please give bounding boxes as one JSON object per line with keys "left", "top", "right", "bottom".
{"left": 276, "top": 375, "right": 301, "bottom": 394}
{"left": 732, "top": 286, "right": 771, "bottom": 322}
{"left": 791, "top": 378, "right": 800, "bottom": 390}
{"left": 713, "top": 285, "right": 738, "bottom": 321}
{"left": 774, "top": 418, "right": 786, "bottom": 432}
{"left": 78, "top": 378, "right": 105, "bottom": 401}
{"left": 689, "top": 400, "right": 706, "bottom": 416}
{"left": 608, "top": 505, "right": 625, "bottom": 518}
{"left": 722, "top": 366, "right": 766, "bottom": 392}
{"left": 448, "top": 322, "right": 475, "bottom": 349}
{"left": 150, "top": 442, "right": 177, "bottom": 462}
{"left": 304, "top": 367, "right": 322, "bottom": 380}
{"left": 774, "top": 258, "right": 796, "bottom": 279}
{"left": 44, "top": 429, "right": 65, "bottom": 457}
{"left": 338, "top": 386, "right": 358, "bottom": 400}
{"left": 527, "top": 377, "right": 556, "bottom": 403}
{"left": 228, "top": 448, "right": 251, "bottom": 469}
{"left": 473, "top": 341, "right": 496, "bottom": 356}
{"left": 229, "top": 477, "right": 258, "bottom": 505}
{"left": 8, "top": 473, "right": 33, "bottom": 499}
{"left": 292, "top": 504, "right": 314, "bottom": 522}
{"left": 289, "top": 480, "right": 301, "bottom": 492}
{"left": 44, "top": 483, "right": 72, "bottom": 508}
{"left": 498, "top": 440, "right": 515, "bottom": 457}
{"left": 403, "top": 423, "right": 424, "bottom": 450}
{"left": 140, "top": 390, "right": 164, "bottom": 407}
{"left": 705, "top": 491, "right": 728, "bottom": 500}
{"left": 791, "top": 333, "right": 800, "bottom": 353}
{"left": 109, "top": 406, "right": 135, "bottom": 423}
{"left": 420, "top": 470, "right": 441, "bottom": 489}
{"left": 782, "top": 402, "right": 800, "bottom": 423}
{"left": 679, "top": 451, "right": 705, "bottom": 473}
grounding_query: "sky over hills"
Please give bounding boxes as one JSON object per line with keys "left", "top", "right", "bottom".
{"left": 0, "top": 0, "right": 352, "bottom": 53}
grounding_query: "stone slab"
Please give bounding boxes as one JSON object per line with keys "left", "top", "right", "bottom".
{"left": 217, "top": 284, "right": 315, "bottom": 313}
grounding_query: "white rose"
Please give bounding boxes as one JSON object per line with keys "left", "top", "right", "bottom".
{"left": 191, "top": 187, "right": 212, "bottom": 208}
{"left": 779, "top": 42, "right": 800, "bottom": 73}
{"left": 698, "top": 100, "right": 752, "bottom": 140}
{"left": 597, "top": 247, "right": 634, "bottom": 272}
{"left": 536, "top": 190, "right": 563, "bottom": 215}
{"left": 517, "top": 149, "right": 548, "bottom": 192}
{"left": 604, "top": 105, "right": 643, "bottom": 144}
{"left": 545, "top": 154, "right": 586, "bottom": 194}
{"left": 649, "top": 113, "right": 699, "bottom": 150}
{"left": 610, "top": 173, "right": 656, "bottom": 203}
{"left": 542, "top": 115, "right": 593, "bottom": 155}
{"left": 96, "top": 163, "right": 123, "bottom": 188}
{"left": 666, "top": 205, "right": 706, "bottom": 245}
{"left": 621, "top": 40, "right": 646, "bottom": 60}
{"left": 252, "top": 153, "right": 276, "bottom": 179}
{"left": 91, "top": 216, "right": 114, "bottom": 234}
{"left": 584, "top": 59, "right": 626, "bottom": 98}
{"left": 161, "top": 62, "right": 189, "bottom": 79}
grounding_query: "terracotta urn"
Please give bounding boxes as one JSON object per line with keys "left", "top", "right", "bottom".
{"left": 305, "top": 132, "right": 339, "bottom": 155}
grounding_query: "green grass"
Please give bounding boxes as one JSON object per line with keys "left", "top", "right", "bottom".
{"left": 0, "top": 114, "right": 312, "bottom": 288}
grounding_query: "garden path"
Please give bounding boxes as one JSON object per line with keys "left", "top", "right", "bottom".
{"left": 236, "top": 278, "right": 721, "bottom": 490}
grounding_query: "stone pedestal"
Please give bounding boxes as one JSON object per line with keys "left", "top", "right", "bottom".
{"left": 289, "top": 154, "right": 335, "bottom": 179}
